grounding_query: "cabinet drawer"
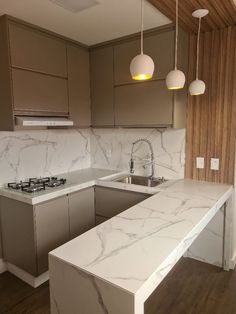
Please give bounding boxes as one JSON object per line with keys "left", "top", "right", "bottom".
{"left": 9, "top": 23, "right": 67, "bottom": 77}
{"left": 115, "top": 80, "right": 173, "bottom": 126}
{"left": 95, "top": 187, "right": 149, "bottom": 218}
{"left": 12, "top": 68, "right": 69, "bottom": 115}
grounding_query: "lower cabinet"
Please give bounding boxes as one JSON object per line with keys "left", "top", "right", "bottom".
{"left": 68, "top": 188, "right": 95, "bottom": 239}
{"left": 35, "top": 196, "right": 70, "bottom": 274}
{"left": 0, "top": 187, "right": 95, "bottom": 277}
{"left": 95, "top": 186, "right": 150, "bottom": 223}
{"left": 0, "top": 186, "right": 149, "bottom": 276}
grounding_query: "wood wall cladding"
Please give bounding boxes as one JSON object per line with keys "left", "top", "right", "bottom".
{"left": 148, "top": 0, "right": 236, "bottom": 33}
{"left": 185, "top": 26, "right": 236, "bottom": 184}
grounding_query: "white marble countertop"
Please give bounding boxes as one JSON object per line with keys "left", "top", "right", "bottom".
{"left": 0, "top": 168, "right": 119, "bottom": 205}
{"left": 0, "top": 168, "right": 174, "bottom": 205}
{"left": 50, "top": 179, "right": 233, "bottom": 304}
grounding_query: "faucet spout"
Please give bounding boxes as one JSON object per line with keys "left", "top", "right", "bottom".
{"left": 130, "top": 138, "right": 155, "bottom": 178}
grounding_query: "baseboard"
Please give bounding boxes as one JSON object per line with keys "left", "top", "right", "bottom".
{"left": 7, "top": 263, "right": 49, "bottom": 288}
{"left": 230, "top": 252, "right": 236, "bottom": 270}
{"left": 0, "top": 258, "right": 7, "bottom": 273}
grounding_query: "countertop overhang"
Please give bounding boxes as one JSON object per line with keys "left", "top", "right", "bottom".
{"left": 49, "top": 177, "right": 233, "bottom": 303}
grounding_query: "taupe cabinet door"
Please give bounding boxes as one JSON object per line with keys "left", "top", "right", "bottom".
{"left": 68, "top": 188, "right": 95, "bottom": 239}
{"left": 67, "top": 44, "right": 91, "bottom": 126}
{"left": 114, "top": 30, "right": 175, "bottom": 85}
{"left": 115, "top": 80, "right": 173, "bottom": 126}
{"left": 35, "top": 196, "right": 69, "bottom": 274}
{"left": 12, "top": 68, "right": 69, "bottom": 115}
{"left": 9, "top": 23, "right": 67, "bottom": 77}
{"left": 0, "top": 197, "right": 37, "bottom": 275}
{"left": 95, "top": 187, "right": 149, "bottom": 219}
{"left": 90, "top": 46, "right": 114, "bottom": 126}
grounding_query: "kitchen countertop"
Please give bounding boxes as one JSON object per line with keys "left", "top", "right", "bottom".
{"left": 50, "top": 179, "right": 233, "bottom": 305}
{"left": 0, "top": 168, "right": 120, "bottom": 205}
{"left": 0, "top": 168, "right": 174, "bottom": 205}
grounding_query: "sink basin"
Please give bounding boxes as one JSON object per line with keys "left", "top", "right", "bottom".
{"left": 115, "top": 175, "right": 166, "bottom": 187}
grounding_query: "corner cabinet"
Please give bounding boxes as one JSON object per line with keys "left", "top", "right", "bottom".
{"left": 67, "top": 43, "right": 91, "bottom": 127}
{"left": 90, "top": 46, "right": 114, "bottom": 126}
{"left": 90, "top": 26, "right": 189, "bottom": 128}
{"left": 95, "top": 186, "right": 150, "bottom": 224}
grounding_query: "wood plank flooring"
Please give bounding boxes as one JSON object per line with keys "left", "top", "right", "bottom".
{"left": 0, "top": 258, "right": 236, "bottom": 314}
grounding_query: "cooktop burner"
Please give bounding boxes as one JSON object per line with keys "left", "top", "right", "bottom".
{"left": 8, "top": 176, "right": 67, "bottom": 193}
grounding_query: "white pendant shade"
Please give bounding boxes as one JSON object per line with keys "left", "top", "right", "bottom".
{"left": 166, "top": 0, "right": 186, "bottom": 90}
{"left": 189, "top": 79, "right": 206, "bottom": 96}
{"left": 130, "top": 54, "right": 155, "bottom": 81}
{"left": 130, "top": 0, "right": 155, "bottom": 81}
{"left": 166, "top": 69, "right": 186, "bottom": 90}
{"left": 189, "top": 9, "right": 209, "bottom": 96}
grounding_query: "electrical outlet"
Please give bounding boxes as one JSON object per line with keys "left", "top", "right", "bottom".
{"left": 211, "top": 158, "right": 220, "bottom": 171}
{"left": 196, "top": 157, "right": 204, "bottom": 169}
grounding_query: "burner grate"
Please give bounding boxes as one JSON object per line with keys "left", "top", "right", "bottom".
{"left": 7, "top": 177, "right": 67, "bottom": 193}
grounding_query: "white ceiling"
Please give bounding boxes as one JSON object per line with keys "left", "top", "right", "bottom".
{"left": 0, "top": 0, "right": 170, "bottom": 45}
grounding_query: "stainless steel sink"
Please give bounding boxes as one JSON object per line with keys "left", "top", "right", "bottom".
{"left": 115, "top": 175, "right": 166, "bottom": 187}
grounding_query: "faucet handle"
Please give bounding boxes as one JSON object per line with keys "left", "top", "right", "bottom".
{"left": 130, "top": 158, "right": 134, "bottom": 174}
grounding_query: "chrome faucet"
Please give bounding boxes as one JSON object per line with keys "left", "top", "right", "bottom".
{"left": 130, "top": 138, "right": 155, "bottom": 179}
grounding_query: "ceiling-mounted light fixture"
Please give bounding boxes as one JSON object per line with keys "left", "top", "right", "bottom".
{"left": 189, "top": 9, "right": 209, "bottom": 96}
{"left": 130, "top": 0, "right": 155, "bottom": 81}
{"left": 166, "top": 0, "right": 185, "bottom": 90}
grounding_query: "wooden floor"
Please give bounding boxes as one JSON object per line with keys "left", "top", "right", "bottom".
{"left": 0, "top": 258, "right": 236, "bottom": 314}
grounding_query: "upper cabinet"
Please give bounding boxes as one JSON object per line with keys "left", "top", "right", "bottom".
{"left": 90, "top": 26, "right": 189, "bottom": 128}
{"left": 90, "top": 46, "right": 114, "bottom": 126}
{"left": 9, "top": 23, "right": 67, "bottom": 77}
{"left": 67, "top": 44, "right": 91, "bottom": 127}
{"left": 114, "top": 30, "right": 175, "bottom": 85}
{"left": 0, "top": 15, "right": 91, "bottom": 131}
{"left": 115, "top": 80, "right": 173, "bottom": 126}
{"left": 0, "top": 15, "right": 187, "bottom": 131}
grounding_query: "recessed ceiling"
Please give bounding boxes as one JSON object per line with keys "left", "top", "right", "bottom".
{"left": 0, "top": 0, "right": 170, "bottom": 45}
{"left": 49, "top": 0, "right": 99, "bottom": 13}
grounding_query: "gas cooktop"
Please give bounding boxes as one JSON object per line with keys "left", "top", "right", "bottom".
{"left": 7, "top": 177, "right": 66, "bottom": 193}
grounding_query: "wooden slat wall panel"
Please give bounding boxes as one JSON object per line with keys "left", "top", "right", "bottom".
{"left": 148, "top": 0, "right": 236, "bottom": 33}
{"left": 185, "top": 26, "right": 236, "bottom": 184}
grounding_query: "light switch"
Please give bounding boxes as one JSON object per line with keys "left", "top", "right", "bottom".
{"left": 196, "top": 157, "right": 204, "bottom": 169}
{"left": 211, "top": 158, "right": 220, "bottom": 171}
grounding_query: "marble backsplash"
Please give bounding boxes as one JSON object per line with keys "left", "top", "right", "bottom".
{"left": 0, "top": 127, "right": 185, "bottom": 186}
{"left": 91, "top": 128, "right": 185, "bottom": 180}
{"left": 0, "top": 129, "right": 91, "bottom": 186}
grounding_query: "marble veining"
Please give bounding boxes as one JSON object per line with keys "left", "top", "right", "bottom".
{"left": 91, "top": 128, "right": 185, "bottom": 180}
{"left": 0, "top": 129, "right": 90, "bottom": 186}
{"left": 50, "top": 179, "right": 233, "bottom": 306}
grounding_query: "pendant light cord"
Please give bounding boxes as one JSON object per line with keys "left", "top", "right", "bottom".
{"left": 174, "top": 0, "right": 178, "bottom": 70}
{"left": 196, "top": 17, "right": 202, "bottom": 79}
{"left": 141, "top": 0, "right": 144, "bottom": 54}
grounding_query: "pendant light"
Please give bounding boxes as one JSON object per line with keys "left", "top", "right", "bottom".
{"left": 166, "top": 0, "right": 186, "bottom": 90}
{"left": 130, "top": 0, "right": 154, "bottom": 81}
{"left": 189, "top": 9, "right": 209, "bottom": 96}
